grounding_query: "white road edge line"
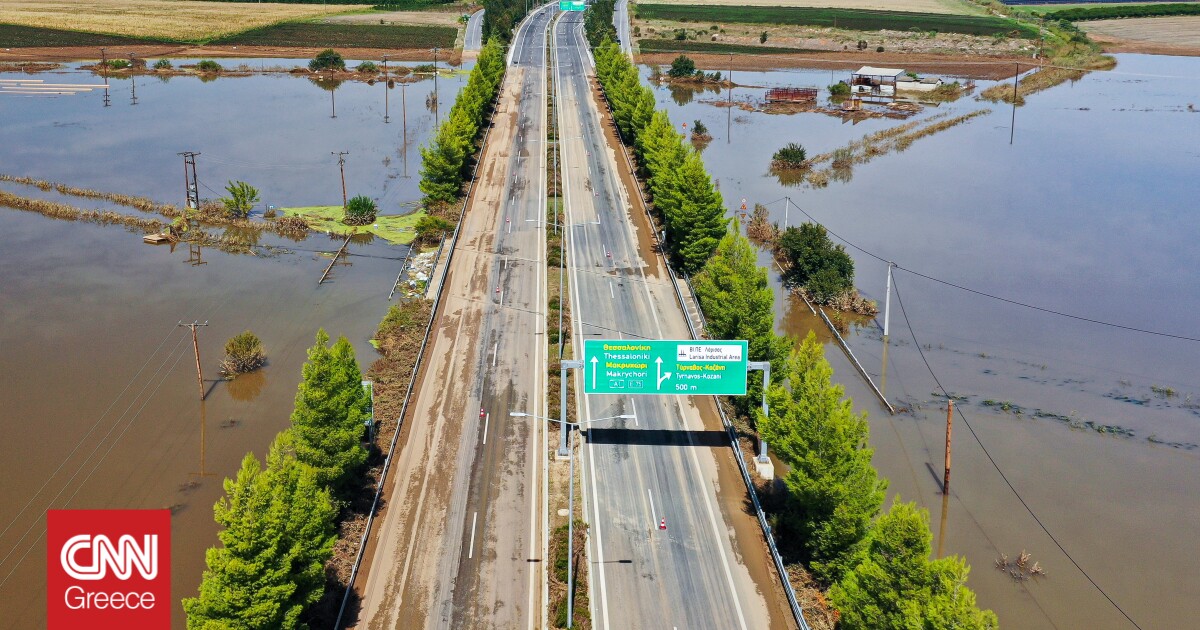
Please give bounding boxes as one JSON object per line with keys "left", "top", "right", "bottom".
{"left": 483, "top": 412, "right": 490, "bottom": 445}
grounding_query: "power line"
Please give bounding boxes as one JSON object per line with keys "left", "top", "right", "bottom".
{"left": 773, "top": 198, "right": 1200, "bottom": 344}
{"left": 891, "top": 275, "right": 1144, "bottom": 630}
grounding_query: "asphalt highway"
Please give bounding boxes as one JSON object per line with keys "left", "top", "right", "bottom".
{"left": 352, "top": 5, "right": 555, "bottom": 629}
{"left": 465, "top": 9, "right": 485, "bottom": 52}
{"left": 553, "top": 11, "right": 776, "bottom": 630}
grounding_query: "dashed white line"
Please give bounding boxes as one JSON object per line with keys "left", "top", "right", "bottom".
{"left": 646, "top": 488, "right": 657, "bottom": 528}
{"left": 468, "top": 511, "right": 479, "bottom": 559}
{"left": 483, "top": 412, "right": 490, "bottom": 445}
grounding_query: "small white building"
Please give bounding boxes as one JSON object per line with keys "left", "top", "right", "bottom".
{"left": 850, "top": 66, "right": 904, "bottom": 97}
{"left": 897, "top": 76, "right": 945, "bottom": 92}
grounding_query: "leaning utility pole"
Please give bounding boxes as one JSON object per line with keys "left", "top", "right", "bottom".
{"left": 332, "top": 151, "right": 349, "bottom": 213}
{"left": 943, "top": 398, "right": 954, "bottom": 493}
{"left": 382, "top": 54, "right": 391, "bottom": 123}
{"left": 432, "top": 46, "right": 440, "bottom": 122}
{"left": 179, "top": 321, "right": 209, "bottom": 400}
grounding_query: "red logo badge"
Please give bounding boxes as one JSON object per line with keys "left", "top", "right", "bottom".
{"left": 47, "top": 509, "right": 170, "bottom": 630}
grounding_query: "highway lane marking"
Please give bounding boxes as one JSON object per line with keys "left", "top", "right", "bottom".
{"left": 483, "top": 412, "right": 490, "bottom": 445}
{"left": 609, "top": 281, "right": 614, "bottom": 299}
{"left": 631, "top": 398, "right": 639, "bottom": 427}
{"left": 646, "top": 487, "right": 657, "bottom": 529}
{"left": 469, "top": 511, "right": 479, "bottom": 559}
{"left": 493, "top": 342, "right": 498, "bottom": 367}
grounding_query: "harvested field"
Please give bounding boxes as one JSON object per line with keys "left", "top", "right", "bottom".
{"left": 0, "top": 0, "right": 367, "bottom": 42}
{"left": 1084, "top": 15, "right": 1200, "bottom": 47}
{"left": 634, "top": 5, "right": 1036, "bottom": 37}
{"left": 639, "top": 39, "right": 820, "bottom": 55}
{"left": 325, "top": 9, "right": 464, "bottom": 27}
{"left": 213, "top": 22, "right": 456, "bottom": 49}
{"left": 636, "top": 0, "right": 980, "bottom": 14}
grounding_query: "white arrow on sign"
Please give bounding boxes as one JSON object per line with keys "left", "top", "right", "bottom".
{"left": 655, "top": 357, "right": 672, "bottom": 390}
{"left": 591, "top": 356, "right": 598, "bottom": 389}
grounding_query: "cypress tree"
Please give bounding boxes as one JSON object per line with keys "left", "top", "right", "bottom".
{"left": 668, "top": 151, "right": 728, "bottom": 274}
{"left": 830, "top": 500, "right": 998, "bottom": 630}
{"left": 758, "top": 332, "right": 887, "bottom": 584}
{"left": 183, "top": 434, "right": 336, "bottom": 629}
{"left": 289, "top": 330, "right": 369, "bottom": 493}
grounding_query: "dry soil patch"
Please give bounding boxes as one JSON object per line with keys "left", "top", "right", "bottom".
{"left": 1084, "top": 15, "right": 1200, "bottom": 48}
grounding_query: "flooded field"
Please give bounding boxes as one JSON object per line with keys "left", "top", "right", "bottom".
{"left": 0, "top": 59, "right": 466, "bottom": 628}
{"left": 647, "top": 54, "right": 1200, "bottom": 628}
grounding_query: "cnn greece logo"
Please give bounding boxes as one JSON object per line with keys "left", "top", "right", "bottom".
{"left": 47, "top": 509, "right": 170, "bottom": 630}
{"left": 60, "top": 533, "right": 158, "bottom": 580}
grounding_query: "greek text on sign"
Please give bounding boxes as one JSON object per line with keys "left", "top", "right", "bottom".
{"left": 676, "top": 344, "right": 744, "bottom": 362}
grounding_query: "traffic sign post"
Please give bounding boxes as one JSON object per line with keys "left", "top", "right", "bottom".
{"left": 582, "top": 339, "right": 749, "bottom": 395}
{"left": 558, "top": 0, "right": 586, "bottom": 10}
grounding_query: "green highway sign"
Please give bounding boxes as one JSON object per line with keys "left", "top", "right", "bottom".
{"left": 559, "top": 0, "right": 587, "bottom": 11}
{"left": 583, "top": 339, "right": 749, "bottom": 396}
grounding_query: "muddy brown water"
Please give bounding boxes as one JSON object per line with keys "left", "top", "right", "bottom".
{"left": 0, "top": 59, "right": 470, "bottom": 628}
{"left": 646, "top": 55, "right": 1200, "bottom": 628}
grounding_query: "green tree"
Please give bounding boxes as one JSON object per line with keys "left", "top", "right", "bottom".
{"left": 758, "top": 332, "right": 886, "bottom": 584}
{"left": 585, "top": 0, "right": 617, "bottom": 47}
{"left": 668, "top": 54, "right": 696, "bottom": 78}
{"left": 777, "top": 223, "right": 855, "bottom": 301}
{"left": 289, "top": 329, "right": 369, "bottom": 493}
{"left": 830, "top": 500, "right": 998, "bottom": 630}
{"left": 344, "top": 195, "right": 377, "bottom": 226}
{"left": 772, "top": 143, "right": 807, "bottom": 168}
{"left": 665, "top": 151, "right": 727, "bottom": 274}
{"left": 693, "top": 227, "right": 791, "bottom": 411}
{"left": 309, "top": 48, "right": 345, "bottom": 71}
{"left": 183, "top": 434, "right": 336, "bottom": 629}
{"left": 219, "top": 181, "right": 259, "bottom": 219}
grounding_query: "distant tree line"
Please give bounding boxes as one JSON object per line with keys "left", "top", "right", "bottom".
{"left": 584, "top": 0, "right": 617, "bottom": 47}
{"left": 184, "top": 330, "right": 371, "bottom": 628}
{"left": 1044, "top": 2, "right": 1200, "bottom": 21}
{"left": 481, "top": 0, "right": 532, "bottom": 43}
{"left": 419, "top": 38, "right": 506, "bottom": 207}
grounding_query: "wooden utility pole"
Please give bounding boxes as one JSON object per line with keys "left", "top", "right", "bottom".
{"left": 943, "top": 398, "right": 954, "bottom": 493}
{"left": 179, "top": 321, "right": 209, "bottom": 400}
{"left": 432, "top": 46, "right": 440, "bottom": 122}
{"left": 382, "top": 54, "right": 390, "bottom": 124}
{"left": 332, "top": 151, "right": 349, "bottom": 213}
{"left": 1010, "top": 62, "right": 1019, "bottom": 145}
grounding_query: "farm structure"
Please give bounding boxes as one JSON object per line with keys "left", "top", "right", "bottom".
{"left": 765, "top": 86, "right": 819, "bottom": 103}
{"left": 850, "top": 65, "right": 904, "bottom": 96}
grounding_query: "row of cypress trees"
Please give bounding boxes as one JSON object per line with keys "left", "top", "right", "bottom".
{"left": 418, "top": 38, "right": 507, "bottom": 207}
{"left": 594, "top": 40, "right": 728, "bottom": 276}
{"left": 184, "top": 330, "right": 371, "bottom": 628}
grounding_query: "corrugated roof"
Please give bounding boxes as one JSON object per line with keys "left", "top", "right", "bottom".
{"left": 853, "top": 66, "right": 905, "bottom": 77}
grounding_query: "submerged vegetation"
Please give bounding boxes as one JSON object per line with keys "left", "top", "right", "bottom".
{"left": 221, "top": 331, "right": 267, "bottom": 377}
{"left": 771, "top": 143, "right": 808, "bottom": 170}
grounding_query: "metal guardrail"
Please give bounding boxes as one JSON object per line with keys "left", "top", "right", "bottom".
{"left": 595, "top": 86, "right": 813, "bottom": 630}
{"left": 333, "top": 58, "right": 514, "bottom": 630}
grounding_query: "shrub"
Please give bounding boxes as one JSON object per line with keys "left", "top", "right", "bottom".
{"left": 344, "top": 195, "right": 377, "bottom": 226}
{"left": 876, "top": 45, "right": 885, "bottom": 52}
{"left": 356, "top": 61, "right": 379, "bottom": 73}
{"left": 105, "top": 59, "right": 130, "bottom": 70}
{"left": 772, "top": 143, "right": 807, "bottom": 168}
{"left": 414, "top": 214, "right": 454, "bottom": 243}
{"left": 221, "top": 331, "right": 266, "bottom": 376}
{"left": 413, "top": 63, "right": 436, "bottom": 73}
{"left": 760, "top": 31, "right": 769, "bottom": 44}
{"left": 196, "top": 59, "right": 222, "bottom": 73}
{"left": 691, "top": 119, "right": 709, "bottom": 137}
{"left": 309, "top": 48, "right": 346, "bottom": 72}
{"left": 668, "top": 54, "right": 696, "bottom": 78}
{"left": 219, "top": 181, "right": 259, "bottom": 218}
{"left": 829, "top": 81, "right": 851, "bottom": 96}
{"left": 152, "top": 59, "right": 172, "bottom": 70}
{"left": 777, "top": 223, "right": 855, "bottom": 302}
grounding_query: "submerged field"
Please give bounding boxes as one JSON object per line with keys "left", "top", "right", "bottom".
{"left": 0, "top": 0, "right": 369, "bottom": 41}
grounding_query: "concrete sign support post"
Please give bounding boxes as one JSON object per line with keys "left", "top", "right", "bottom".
{"left": 747, "top": 361, "right": 770, "bottom": 462}
{"left": 560, "top": 359, "right": 582, "bottom": 457}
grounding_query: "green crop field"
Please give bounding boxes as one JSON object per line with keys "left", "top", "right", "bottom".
{"left": 634, "top": 4, "right": 1038, "bottom": 37}
{"left": 0, "top": 23, "right": 159, "bottom": 46}
{"left": 637, "top": 38, "right": 821, "bottom": 54}
{"left": 214, "top": 22, "right": 456, "bottom": 48}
